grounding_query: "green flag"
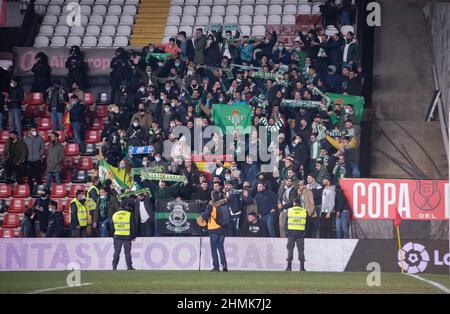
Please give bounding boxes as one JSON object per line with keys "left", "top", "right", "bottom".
{"left": 145, "top": 52, "right": 173, "bottom": 63}
{"left": 326, "top": 93, "right": 365, "bottom": 122}
{"left": 98, "top": 160, "right": 132, "bottom": 194}
{"left": 210, "top": 103, "right": 253, "bottom": 134}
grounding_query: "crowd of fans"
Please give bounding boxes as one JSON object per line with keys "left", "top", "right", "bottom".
{"left": 0, "top": 1, "right": 362, "bottom": 240}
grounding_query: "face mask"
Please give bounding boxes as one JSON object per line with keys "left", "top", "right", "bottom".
{"left": 164, "top": 107, "right": 170, "bottom": 113}
{"left": 160, "top": 96, "right": 165, "bottom": 101}
{"left": 225, "top": 175, "right": 231, "bottom": 180}
{"left": 100, "top": 195, "right": 106, "bottom": 200}
{"left": 278, "top": 47, "right": 283, "bottom": 51}
{"left": 345, "top": 109, "right": 350, "bottom": 114}
{"left": 207, "top": 40, "right": 213, "bottom": 44}
{"left": 10, "top": 83, "right": 14, "bottom": 88}
{"left": 139, "top": 87, "right": 145, "bottom": 92}
{"left": 219, "top": 98, "right": 224, "bottom": 102}
{"left": 133, "top": 122, "right": 139, "bottom": 127}
{"left": 140, "top": 110, "right": 145, "bottom": 115}
{"left": 158, "top": 62, "right": 164, "bottom": 67}
{"left": 175, "top": 63, "right": 180, "bottom": 67}
{"left": 155, "top": 156, "right": 161, "bottom": 162}
{"left": 166, "top": 87, "right": 171, "bottom": 91}
{"left": 170, "top": 123, "right": 176, "bottom": 128}
{"left": 31, "top": 131, "right": 37, "bottom": 137}
{"left": 149, "top": 48, "right": 154, "bottom": 53}
{"left": 142, "top": 161, "right": 148, "bottom": 167}
{"left": 80, "top": 196, "right": 86, "bottom": 201}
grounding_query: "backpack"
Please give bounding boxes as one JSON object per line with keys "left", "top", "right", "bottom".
{"left": 214, "top": 204, "right": 230, "bottom": 227}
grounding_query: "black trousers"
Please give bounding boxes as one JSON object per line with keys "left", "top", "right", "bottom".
{"left": 5, "top": 160, "right": 23, "bottom": 183}
{"left": 26, "top": 160, "right": 42, "bottom": 192}
{"left": 71, "top": 227, "right": 87, "bottom": 238}
{"left": 113, "top": 238, "right": 133, "bottom": 269}
{"left": 319, "top": 212, "right": 334, "bottom": 238}
{"left": 287, "top": 236, "right": 305, "bottom": 263}
{"left": 139, "top": 219, "right": 154, "bottom": 237}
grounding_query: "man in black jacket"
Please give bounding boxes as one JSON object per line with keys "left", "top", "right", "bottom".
{"left": 241, "top": 212, "right": 268, "bottom": 237}
{"left": 69, "top": 94, "right": 86, "bottom": 152}
{"left": 65, "top": 45, "right": 85, "bottom": 89}
{"left": 46, "top": 200, "right": 64, "bottom": 238}
{"left": 254, "top": 31, "right": 278, "bottom": 62}
{"left": 110, "top": 48, "right": 131, "bottom": 104}
{"left": 31, "top": 52, "right": 51, "bottom": 93}
{"left": 134, "top": 192, "right": 155, "bottom": 237}
{"left": 176, "top": 31, "right": 195, "bottom": 62}
{"left": 46, "top": 79, "right": 69, "bottom": 132}
{"left": 6, "top": 77, "right": 24, "bottom": 136}
{"left": 112, "top": 200, "right": 137, "bottom": 270}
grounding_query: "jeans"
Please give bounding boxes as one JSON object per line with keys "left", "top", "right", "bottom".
{"left": 51, "top": 110, "right": 64, "bottom": 131}
{"left": 227, "top": 215, "right": 240, "bottom": 237}
{"left": 319, "top": 212, "right": 334, "bottom": 238}
{"left": 8, "top": 108, "right": 22, "bottom": 136}
{"left": 71, "top": 121, "right": 85, "bottom": 152}
{"left": 261, "top": 212, "right": 277, "bottom": 237}
{"left": 336, "top": 210, "right": 350, "bottom": 239}
{"left": 47, "top": 171, "right": 62, "bottom": 190}
{"left": 100, "top": 218, "right": 111, "bottom": 237}
{"left": 341, "top": 11, "right": 350, "bottom": 25}
{"left": 209, "top": 232, "right": 227, "bottom": 270}
{"left": 71, "top": 227, "right": 87, "bottom": 237}
{"left": 348, "top": 162, "right": 361, "bottom": 178}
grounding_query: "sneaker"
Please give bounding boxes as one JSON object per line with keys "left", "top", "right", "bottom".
{"left": 211, "top": 268, "right": 220, "bottom": 272}
{"left": 285, "top": 266, "right": 292, "bottom": 271}
{"left": 127, "top": 267, "right": 135, "bottom": 271}
{"left": 222, "top": 268, "right": 228, "bottom": 272}
{"left": 300, "top": 263, "right": 306, "bottom": 272}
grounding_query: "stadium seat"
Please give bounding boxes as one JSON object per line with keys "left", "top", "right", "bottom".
{"left": 164, "top": 25, "right": 178, "bottom": 37}
{"left": 62, "top": 156, "right": 75, "bottom": 169}
{"left": 185, "top": 0, "right": 198, "bottom": 4}
{"left": 104, "top": 15, "right": 119, "bottom": 25}
{"left": 55, "top": 25, "right": 69, "bottom": 36}
{"left": 226, "top": 5, "right": 240, "bottom": 15}
{"left": 95, "top": 0, "right": 109, "bottom": 3}
{"left": 169, "top": 6, "right": 183, "bottom": 15}
{"left": 84, "top": 93, "right": 95, "bottom": 107}
{"left": 0, "top": 229, "right": 15, "bottom": 238}
{"left": 66, "top": 36, "right": 82, "bottom": 47}
{"left": 253, "top": 15, "right": 267, "bottom": 25}
{"left": 183, "top": 5, "right": 197, "bottom": 16}
{"left": 123, "top": 5, "right": 137, "bottom": 16}
{"left": 178, "top": 26, "right": 193, "bottom": 37}
{"left": 240, "top": 25, "right": 251, "bottom": 36}
{"left": 81, "top": 144, "right": 98, "bottom": 157}
{"left": 93, "top": 5, "right": 107, "bottom": 15}
{"left": 65, "top": 143, "right": 80, "bottom": 156}
{"left": 268, "top": 15, "right": 281, "bottom": 25}
{"left": 298, "top": 4, "right": 312, "bottom": 14}
{"left": 2, "top": 214, "right": 20, "bottom": 229}
{"left": 210, "top": 15, "right": 223, "bottom": 24}
{"left": 239, "top": 15, "right": 252, "bottom": 25}
{"left": 80, "top": 5, "right": 92, "bottom": 15}
{"left": 47, "top": 5, "right": 61, "bottom": 15}
{"left": 62, "top": 169, "right": 72, "bottom": 183}
{"left": 93, "top": 105, "right": 108, "bottom": 118}
{"left": 37, "top": 117, "right": 51, "bottom": 131}
{"left": 228, "top": 0, "right": 241, "bottom": 4}
{"left": 90, "top": 118, "right": 104, "bottom": 130}
{"left": 282, "top": 15, "right": 296, "bottom": 25}
{"left": 89, "top": 15, "right": 104, "bottom": 26}
{"left": 172, "top": 0, "right": 185, "bottom": 4}
{"left": 13, "top": 184, "right": 30, "bottom": 198}
{"left": 38, "top": 130, "right": 49, "bottom": 142}
{"left": 86, "top": 25, "right": 101, "bottom": 36}
{"left": 269, "top": 4, "right": 283, "bottom": 15}
{"left": 69, "top": 184, "right": 86, "bottom": 198}
{"left": 110, "top": 0, "right": 124, "bottom": 4}
{"left": 98, "top": 36, "right": 114, "bottom": 47}
{"left": 196, "top": 16, "right": 209, "bottom": 26}
{"left": 117, "top": 25, "right": 132, "bottom": 37}
{"left": 50, "top": 36, "right": 66, "bottom": 47}
{"left": 108, "top": 5, "right": 122, "bottom": 16}
{"left": 39, "top": 25, "right": 54, "bottom": 36}
{"left": 252, "top": 25, "right": 266, "bottom": 37}
{"left": 180, "top": 16, "right": 195, "bottom": 26}
{"left": 51, "top": 184, "right": 67, "bottom": 198}
{"left": 197, "top": 6, "right": 211, "bottom": 16}
{"left": 42, "top": 15, "right": 57, "bottom": 25}
{"left": 166, "top": 15, "right": 181, "bottom": 26}
{"left": 70, "top": 26, "right": 85, "bottom": 36}
{"left": 312, "top": 4, "right": 322, "bottom": 14}
{"left": 28, "top": 92, "right": 44, "bottom": 106}
{"left": 71, "top": 170, "right": 89, "bottom": 184}
{"left": 31, "top": 184, "right": 46, "bottom": 198}
{"left": 84, "top": 130, "right": 100, "bottom": 144}
{"left": 284, "top": 4, "right": 297, "bottom": 15}
{"left": 224, "top": 16, "right": 238, "bottom": 24}
{"left": 214, "top": 0, "right": 227, "bottom": 4}
{"left": 119, "top": 16, "right": 134, "bottom": 26}
{"left": 34, "top": 36, "right": 50, "bottom": 47}
{"left": 199, "top": 0, "right": 212, "bottom": 4}
{"left": 0, "top": 131, "right": 9, "bottom": 143}
{"left": 212, "top": 6, "right": 225, "bottom": 15}
{"left": 255, "top": 5, "right": 268, "bottom": 15}
{"left": 8, "top": 199, "right": 25, "bottom": 214}
{"left": 240, "top": 5, "right": 254, "bottom": 15}
{"left": 77, "top": 156, "right": 94, "bottom": 170}
{"left": 0, "top": 184, "right": 12, "bottom": 198}
{"left": 82, "top": 36, "right": 98, "bottom": 47}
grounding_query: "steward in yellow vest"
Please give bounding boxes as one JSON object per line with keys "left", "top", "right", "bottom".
{"left": 285, "top": 198, "right": 307, "bottom": 272}
{"left": 111, "top": 200, "right": 136, "bottom": 271}
{"left": 69, "top": 189, "right": 88, "bottom": 237}
{"left": 85, "top": 178, "right": 100, "bottom": 236}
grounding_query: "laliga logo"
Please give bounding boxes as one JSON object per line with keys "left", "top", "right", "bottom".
{"left": 398, "top": 242, "right": 429, "bottom": 274}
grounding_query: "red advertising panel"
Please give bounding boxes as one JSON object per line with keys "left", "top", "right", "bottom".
{"left": 340, "top": 179, "right": 449, "bottom": 220}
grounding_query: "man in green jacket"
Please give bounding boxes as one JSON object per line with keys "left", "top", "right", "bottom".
{"left": 3, "top": 130, "right": 27, "bottom": 184}
{"left": 46, "top": 132, "right": 65, "bottom": 190}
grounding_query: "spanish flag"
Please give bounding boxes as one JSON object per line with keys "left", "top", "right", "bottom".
{"left": 63, "top": 110, "right": 73, "bottom": 138}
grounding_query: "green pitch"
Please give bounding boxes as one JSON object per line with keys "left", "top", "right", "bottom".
{"left": 0, "top": 271, "right": 449, "bottom": 294}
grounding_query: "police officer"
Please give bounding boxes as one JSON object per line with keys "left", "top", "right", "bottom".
{"left": 112, "top": 201, "right": 136, "bottom": 270}
{"left": 65, "top": 45, "right": 85, "bottom": 89}
{"left": 31, "top": 52, "right": 51, "bottom": 93}
{"left": 70, "top": 189, "right": 88, "bottom": 237}
{"left": 110, "top": 47, "right": 131, "bottom": 104}
{"left": 285, "top": 198, "right": 307, "bottom": 271}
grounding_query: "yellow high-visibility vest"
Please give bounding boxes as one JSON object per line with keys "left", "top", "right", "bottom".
{"left": 69, "top": 198, "right": 88, "bottom": 227}
{"left": 112, "top": 210, "right": 131, "bottom": 236}
{"left": 287, "top": 206, "right": 307, "bottom": 231}
{"left": 85, "top": 185, "right": 100, "bottom": 225}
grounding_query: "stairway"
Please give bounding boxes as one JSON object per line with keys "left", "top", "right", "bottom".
{"left": 370, "top": 0, "right": 448, "bottom": 179}
{"left": 131, "top": 0, "right": 170, "bottom": 47}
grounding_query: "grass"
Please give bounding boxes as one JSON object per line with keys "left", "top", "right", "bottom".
{"left": 1, "top": 271, "right": 450, "bottom": 294}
